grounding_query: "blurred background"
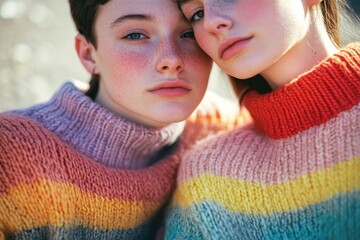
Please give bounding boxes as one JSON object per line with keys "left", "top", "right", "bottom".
{"left": 0, "top": 0, "right": 87, "bottom": 111}
{"left": 0, "top": 0, "right": 359, "bottom": 112}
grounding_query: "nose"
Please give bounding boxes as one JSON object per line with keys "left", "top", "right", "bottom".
{"left": 156, "top": 40, "right": 184, "bottom": 74}
{"left": 204, "top": 7, "right": 233, "bottom": 35}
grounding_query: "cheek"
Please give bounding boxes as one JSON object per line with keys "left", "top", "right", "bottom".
{"left": 240, "top": 0, "right": 264, "bottom": 16}
{"left": 104, "top": 49, "right": 151, "bottom": 79}
{"left": 234, "top": 0, "right": 273, "bottom": 28}
{"left": 197, "top": 54, "right": 212, "bottom": 77}
{"left": 193, "top": 43, "right": 212, "bottom": 63}
{"left": 121, "top": 53, "right": 149, "bottom": 71}
{"left": 195, "top": 32, "right": 216, "bottom": 58}
{"left": 185, "top": 48, "right": 212, "bottom": 81}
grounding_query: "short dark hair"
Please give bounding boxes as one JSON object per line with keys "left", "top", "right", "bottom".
{"left": 68, "top": 0, "right": 111, "bottom": 99}
{"left": 69, "top": 0, "right": 111, "bottom": 47}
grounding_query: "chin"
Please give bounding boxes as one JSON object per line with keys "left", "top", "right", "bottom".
{"left": 224, "top": 67, "right": 259, "bottom": 80}
{"left": 158, "top": 114, "right": 190, "bottom": 125}
{"left": 171, "top": 110, "right": 196, "bottom": 123}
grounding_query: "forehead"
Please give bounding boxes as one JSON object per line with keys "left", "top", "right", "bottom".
{"left": 178, "top": 0, "right": 237, "bottom": 6}
{"left": 177, "top": 0, "right": 188, "bottom": 5}
{"left": 96, "top": 0, "right": 185, "bottom": 23}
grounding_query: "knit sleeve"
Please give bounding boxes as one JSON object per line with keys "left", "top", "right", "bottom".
{"left": 182, "top": 91, "right": 252, "bottom": 147}
{"left": 165, "top": 204, "right": 207, "bottom": 240}
{"left": 0, "top": 113, "right": 61, "bottom": 237}
{"left": 0, "top": 113, "right": 182, "bottom": 239}
{"left": 0, "top": 114, "right": 36, "bottom": 237}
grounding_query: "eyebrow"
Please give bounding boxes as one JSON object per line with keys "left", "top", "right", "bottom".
{"left": 177, "top": 0, "right": 189, "bottom": 7}
{"left": 111, "top": 14, "right": 153, "bottom": 27}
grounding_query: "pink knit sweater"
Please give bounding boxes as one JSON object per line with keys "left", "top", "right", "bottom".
{"left": 165, "top": 43, "right": 360, "bottom": 239}
{"left": 0, "top": 82, "right": 246, "bottom": 240}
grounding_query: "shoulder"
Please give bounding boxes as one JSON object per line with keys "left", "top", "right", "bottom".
{"left": 1, "top": 112, "right": 56, "bottom": 146}
{"left": 187, "top": 91, "right": 243, "bottom": 125}
{"left": 0, "top": 113, "right": 69, "bottom": 168}
{"left": 177, "top": 123, "right": 261, "bottom": 182}
{"left": 186, "top": 123, "right": 259, "bottom": 158}
{"left": 0, "top": 113, "right": 69, "bottom": 189}
{"left": 182, "top": 91, "right": 253, "bottom": 146}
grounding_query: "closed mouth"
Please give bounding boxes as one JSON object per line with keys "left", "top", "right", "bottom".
{"left": 219, "top": 36, "right": 253, "bottom": 60}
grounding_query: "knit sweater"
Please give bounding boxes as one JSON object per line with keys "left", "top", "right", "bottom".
{"left": 0, "top": 82, "right": 246, "bottom": 240}
{"left": 165, "top": 43, "right": 360, "bottom": 240}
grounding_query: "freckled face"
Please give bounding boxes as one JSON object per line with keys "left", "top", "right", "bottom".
{"left": 92, "top": 0, "right": 212, "bottom": 128}
{"left": 179, "top": 0, "right": 310, "bottom": 86}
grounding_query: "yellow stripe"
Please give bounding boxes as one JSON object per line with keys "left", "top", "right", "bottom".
{"left": 174, "top": 157, "right": 360, "bottom": 214}
{"left": 0, "top": 180, "right": 158, "bottom": 232}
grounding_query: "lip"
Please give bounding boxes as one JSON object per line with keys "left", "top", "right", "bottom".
{"left": 218, "top": 36, "right": 253, "bottom": 60}
{"left": 148, "top": 80, "right": 191, "bottom": 97}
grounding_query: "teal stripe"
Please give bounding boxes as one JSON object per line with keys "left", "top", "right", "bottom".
{"left": 165, "top": 191, "right": 360, "bottom": 240}
{"left": 9, "top": 219, "right": 160, "bottom": 240}
{"left": 11, "top": 226, "right": 153, "bottom": 240}
{"left": 165, "top": 206, "right": 205, "bottom": 240}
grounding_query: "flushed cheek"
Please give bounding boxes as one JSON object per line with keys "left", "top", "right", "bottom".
{"left": 184, "top": 46, "right": 212, "bottom": 75}
{"left": 191, "top": 45, "right": 211, "bottom": 64}
{"left": 239, "top": 0, "right": 264, "bottom": 17}
{"left": 194, "top": 33, "right": 217, "bottom": 59}
{"left": 108, "top": 50, "right": 151, "bottom": 79}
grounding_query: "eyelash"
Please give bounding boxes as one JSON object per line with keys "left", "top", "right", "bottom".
{"left": 181, "top": 30, "right": 195, "bottom": 39}
{"left": 188, "top": 9, "right": 204, "bottom": 24}
{"left": 123, "top": 32, "right": 148, "bottom": 40}
{"left": 121, "top": 27, "right": 195, "bottom": 41}
{"left": 123, "top": 30, "right": 194, "bottom": 40}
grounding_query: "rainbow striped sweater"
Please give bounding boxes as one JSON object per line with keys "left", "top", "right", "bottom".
{"left": 0, "top": 82, "right": 244, "bottom": 240}
{"left": 165, "top": 43, "right": 360, "bottom": 239}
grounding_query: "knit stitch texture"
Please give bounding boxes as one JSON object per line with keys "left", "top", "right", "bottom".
{"left": 165, "top": 43, "right": 360, "bottom": 240}
{"left": 0, "top": 82, "right": 245, "bottom": 240}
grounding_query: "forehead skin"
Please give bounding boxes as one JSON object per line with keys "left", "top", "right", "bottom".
{"left": 94, "top": 0, "right": 189, "bottom": 32}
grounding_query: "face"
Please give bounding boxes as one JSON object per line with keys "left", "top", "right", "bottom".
{"left": 179, "top": 0, "right": 317, "bottom": 89}
{"left": 79, "top": 0, "right": 212, "bottom": 128}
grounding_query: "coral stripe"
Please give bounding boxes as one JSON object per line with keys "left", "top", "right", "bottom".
{"left": 244, "top": 45, "right": 360, "bottom": 139}
{"left": 0, "top": 180, "right": 158, "bottom": 232}
{"left": 178, "top": 105, "right": 360, "bottom": 184}
{"left": 173, "top": 157, "right": 360, "bottom": 214}
{"left": 0, "top": 114, "right": 178, "bottom": 201}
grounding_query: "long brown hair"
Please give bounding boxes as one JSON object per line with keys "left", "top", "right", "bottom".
{"left": 321, "top": 0, "right": 342, "bottom": 47}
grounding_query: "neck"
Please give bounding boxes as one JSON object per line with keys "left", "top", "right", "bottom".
{"left": 14, "top": 82, "right": 185, "bottom": 169}
{"left": 262, "top": 7, "right": 338, "bottom": 90}
{"left": 244, "top": 43, "right": 360, "bottom": 139}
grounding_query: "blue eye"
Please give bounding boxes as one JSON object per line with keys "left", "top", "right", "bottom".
{"left": 190, "top": 10, "right": 204, "bottom": 23}
{"left": 182, "top": 30, "right": 195, "bottom": 39}
{"left": 124, "top": 32, "right": 146, "bottom": 40}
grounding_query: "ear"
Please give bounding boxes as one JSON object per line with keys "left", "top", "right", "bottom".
{"left": 307, "top": 0, "right": 322, "bottom": 7}
{"left": 75, "top": 33, "right": 98, "bottom": 75}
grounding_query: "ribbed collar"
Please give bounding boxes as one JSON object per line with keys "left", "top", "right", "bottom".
{"left": 243, "top": 43, "right": 360, "bottom": 139}
{"left": 14, "top": 82, "right": 185, "bottom": 169}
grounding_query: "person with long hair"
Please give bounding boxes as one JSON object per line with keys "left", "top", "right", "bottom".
{"left": 166, "top": 0, "right": 360, "bottom": 239}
